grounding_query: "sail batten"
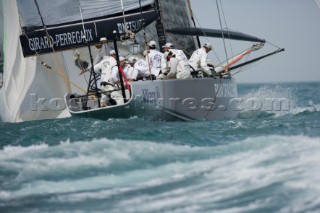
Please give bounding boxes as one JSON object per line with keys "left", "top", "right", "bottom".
{"left": 166, "top": 27, "right": 265, "bottom": 43}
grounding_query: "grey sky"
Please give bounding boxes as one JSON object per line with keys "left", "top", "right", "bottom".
{"left": 190, "top": 0, "right": 320, "bottom": 83}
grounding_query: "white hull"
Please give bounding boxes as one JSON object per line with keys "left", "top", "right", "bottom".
{"left": 66, "top": 77, "right": 238, "bottom": 121}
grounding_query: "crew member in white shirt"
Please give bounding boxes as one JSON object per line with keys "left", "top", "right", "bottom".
{"left": 124, "top": 56, "right": 139, "bottom": 81}
{"left": 160, "top": 51, "right": 191, "bottom": 79}
{"left": 132, "top": 51, "right": 151, "bottom": 80}
{"left": 188, "top": 42, "right": 214, "bottom": 78}
{"left": 145, "top": 40, "right": 163, "bottom": 79}
{"left": 93, "top": 53, "right": 124, "bottom": 106}
{"left": 161, "top": 42, "right": 189, "bottom": 74}
{"left": 93, "top": 37, "right": 114, "bottom": 66}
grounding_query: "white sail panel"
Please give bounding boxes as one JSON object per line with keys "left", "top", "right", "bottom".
{"left": 17, "top": 0, "right": 154, "bottom": 28}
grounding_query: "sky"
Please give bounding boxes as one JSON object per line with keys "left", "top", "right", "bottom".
{"left": 190, "top": 0, "right": 320, "bottom": 83}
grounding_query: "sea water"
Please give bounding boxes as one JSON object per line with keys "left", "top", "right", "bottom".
{"left": 0, "top": 82, "right": 320, "bottom": 213}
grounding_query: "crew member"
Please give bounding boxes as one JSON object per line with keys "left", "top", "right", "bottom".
{"left": 134, "top": 52, "right": 150, "bottom": 80}
{"left": 145, "top": 40, "right": 163, "bottom": 79}
{"left": 124, "top": 56, "right": 139, "bottom": 81}
{"left": 93, "top": 37, "right": 114, "bottom": 66}
{"left": 159, "top": 51, "right": 191, "bottom": 80}
{"left": 189, "top": 42, "right": 214, "bottom": 78}
{"left": 161, "top": 42, "right": 188, "bottom": 74}
{"left": 94, "top": 54, "right": 123, "bottom": 106}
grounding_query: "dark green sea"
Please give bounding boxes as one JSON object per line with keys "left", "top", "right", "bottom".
{"left": 1, "top": 82, "right": 320, "bottom": 213}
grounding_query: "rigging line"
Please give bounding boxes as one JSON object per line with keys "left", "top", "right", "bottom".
{"left": 186, "top": 0, "right": 201, "bottom": 47}
{"left": 169, "top": 35, "right": 192, "bottom": 57}
{"left": 79, "top": 3, "right": 87, "bottom": 42}
{"left": 22, "top": 28, "right": 86, "bottom": 93}
{"left": 266, "top": 41, "right": 283, "bottom": 50}
{"left": 33, "top": 0, "right": 45, "bottom": 27}
{"left": 233, "top": 60, "right": 266, "bottom": 76}
{"left": 219, "top": 0, "right": 234, "bottom": 58}
{"left": 191, "top": 10, "right": 207, "bottom": 40}
{"left": 39, "top": 61, "right": 87, "bottom": 93}
{"left": 191, "top": 5, "right": 222, "bottom": 64}
{"left": 33, "top": 0, "right": 72, "bottom": 93}
{"left": 216, "top": 0, "right": 229, "bottom": 64}
{"left": 120, "top": 0, "right": 128, "bottom": 35}
{"left": 78, "top": 3, "right": 99, "bottom": 102}
{"left": 63, "top": 49, "right": 89, "bottom": 85}
{"left": 94, "top": 21, "right": 98, "bottom": 37}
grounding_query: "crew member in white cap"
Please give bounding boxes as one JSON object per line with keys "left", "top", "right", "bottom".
{"left": 145, "top": 40, "right": 163, "bottom": 79}
{"left": 94, "top": 54, "right": 124, "bottom": 106}
{"left": 161, "top": 42, "right": 188, "bottom": 75}
{"left": 188, "top": 42, "right": 214, "bottom": 78}
{"left": 123, "top": 56, "right": 138, "bottom": 81}
{"left": 159, "top": 51, "right": 191, "bottom": 80}
{"left": 93, "top": 37, "right": 114, "bottom": 66}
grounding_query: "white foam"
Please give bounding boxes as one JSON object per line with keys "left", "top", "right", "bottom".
{"left": 1, "top": 136, "right": 320, "bottom": 212}
{"left": 239, "top": 84, "right": 320, "bottom": 118}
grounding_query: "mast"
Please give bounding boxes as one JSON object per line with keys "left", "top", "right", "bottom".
{"left": 154, "top": 0, "right": 166, "bottom": 52}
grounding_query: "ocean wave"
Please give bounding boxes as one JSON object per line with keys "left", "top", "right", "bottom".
{"left": 1, "top": 135, "right": 320, "bottom": 213}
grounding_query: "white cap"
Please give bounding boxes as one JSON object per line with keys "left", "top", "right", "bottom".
{"left": 148, "top": 40, "right": 157, "bottom": 47}
{"left": 119, "top": 56, "right": 125, "bottom": 61}
{"left": 204, "top": 42, "right": 212, "bottom": 50}
{"left": 162, "top": 42, "right": 173, "bottom": 48}
{"left": 143, "top": 50, "right": 149, "bottom": 56}
{"left": 163, "top": 51, "right": 173, "bottom": 59}
{"left": 109, "top": 50, "right": 116, "bottom": 55}
{"left": 100, "top": 37, "right": 107, "bottom": 42}
{"left": 128, "top": 56, "right": 136, "bottom": 63}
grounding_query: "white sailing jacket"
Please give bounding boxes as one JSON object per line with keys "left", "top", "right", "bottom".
{"left": 146, "top": 49, "right": 163, "bottom": 76}
{"left": 93, "top": 44, "right": 114, "bottom": 66}
{"left": 188, "top": 47, "right": 211, "bottom": 75}
{"left": 167, "top": 57, "right": 191, "bottom": 79}
{"left": 123, "top": 64, "right": 138, "bottom": 80}
{"left": 94, "top": 56, "right": 118, "bottom": 84}
{"left": 161, "top": 48, "right": 188, "bottom": 74}
{"left": 134, "top": 59, "right": 150, "bottom": 78}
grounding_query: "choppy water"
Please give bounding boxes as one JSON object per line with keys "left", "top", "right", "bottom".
{"left": 1, "top": 82, "right": 320, "bottom": 213}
